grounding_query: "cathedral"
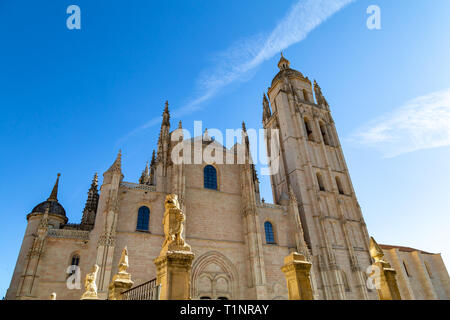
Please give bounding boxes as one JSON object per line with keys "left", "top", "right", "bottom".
{"left": 6, "top": 55, "right": 450, "bottom": 300}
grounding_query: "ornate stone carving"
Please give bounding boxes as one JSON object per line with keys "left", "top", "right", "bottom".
{"left": 108, "top": 247, "right": 134, "bottom": 300}
{"left": 81, "top": 264, "right": 99, "bottom": 300}
{"left": 160, "top": 194, "right": 191, "bottom": 255}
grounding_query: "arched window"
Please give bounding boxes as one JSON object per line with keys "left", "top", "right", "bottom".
{"left": 335, "top": 177, "right": 345, "bottom": 195}
{"left": 204, "top": 165, "right": 218, "bottom": 190}
{"left": 71, "top": 254, "right": 80, "bottom": 267}
{"left": 136, "top": 206, "right": 150, "bottom": 231}
{"left": 304, "top": 118, "right": 314, "bottom": 141}
{"left": 403, "top": 261, "right": 411, "bottom": 277}
{"left": 319, "top": 122, "right": 330, "bottom": 145}
{"left": 264, "top": 221, "right": 276, "bottom": 244}
{"left": 317, "top": 173, "right": 325, "bottom": 191}
{"left": 68, "top": 254, "right": 80, "bottom": 277}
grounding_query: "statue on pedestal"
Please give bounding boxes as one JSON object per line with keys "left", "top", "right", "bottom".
{"left": 81, "top": 264, "right": 99, "bottom": 300}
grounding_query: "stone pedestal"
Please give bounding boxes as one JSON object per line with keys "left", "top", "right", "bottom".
{"left": 281, "top": 252, "right": 314, "bottom": 300}
{"left": 154, "top": 251, "right": 195, "bottom": 300}
{"left": 108, "top": 273, "right": 134, "bottom": 300}
{"left": 374, "top": 261, "right": 402, "bottom": 300}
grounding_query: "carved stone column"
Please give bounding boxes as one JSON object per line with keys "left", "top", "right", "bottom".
{"left": 370, "top": 237, "right": 401, "bottom": 300}
{"left": 373, "top": 260, "right": 402, "bottom": 300}
{"left": 154, "top": 251, "right": 194, "bottom": 300}
{"left": 281, "top": 252, "right": 314, "bottom": 300}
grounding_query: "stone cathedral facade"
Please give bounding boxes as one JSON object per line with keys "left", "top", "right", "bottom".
{"left": 6, "top": 55, "right": 450, "bottom": 300}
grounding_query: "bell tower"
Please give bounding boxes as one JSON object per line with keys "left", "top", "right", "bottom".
{"left": 263, "top": 54, "right": 377, "bottom": 300}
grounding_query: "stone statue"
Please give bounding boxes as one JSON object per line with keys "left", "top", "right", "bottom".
{"left": 161, "top": 194, "right": 191, "bottom": 254}
{"left": 81, "top": 264, "right": 99, "bottom": 300}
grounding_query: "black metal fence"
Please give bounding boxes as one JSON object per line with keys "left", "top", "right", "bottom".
{"left": 121, "top": 278, "right": 160, "bottom": 300}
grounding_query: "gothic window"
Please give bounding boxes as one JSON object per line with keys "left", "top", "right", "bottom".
{"left": 316, "top": 173, "right": 326, "bottom": 191}
{"left": 71, "top": 254, "right": 80, "bottom": 266}
{"left": 204, "top": 165, "right": 218, "bottom": 190}
{"left": 68, "top": 254, "right": 80, "bottom": 276}
{"left": 304, "top": 118, "right": 314, "bottom": 141}
{"left": 136, "top": 206, "right": 150, "bottom": 231}
{"left": 335, "top": 177, "right": 345, "bottom": 195}
{"left": 264, "top": 221, "right": 276, "bottom": 244}
{"left": 319, "top": 122, "right": 330, "bottom": 145}
{"left": 403, "top": 261, "right": 411, "bottom": 277}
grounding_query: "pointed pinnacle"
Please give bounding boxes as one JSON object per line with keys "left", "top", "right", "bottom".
{"left": 178, "top": 120, "right": 182, "bottom": 129}
{"left": 242, "top": 121, "right": 247, "bottom": 132}
{"left": 47, "top": 173, "right": 61, "bottom": 202}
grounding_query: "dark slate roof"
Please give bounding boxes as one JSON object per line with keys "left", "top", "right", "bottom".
{"left": 31, "top": 200, "right": 66, "bottom": 217}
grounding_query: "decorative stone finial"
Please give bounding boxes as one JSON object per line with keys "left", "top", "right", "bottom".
{"left": 49, "top": 292, "right": 57, "bottom": 300}
{"left": 105, "top": 150, "right": 122, "bottom": 174}
{"left": 370, "top": 237, "right": 385, "bottom": 263}
{"left": 278, "top": 52, "right": 290, "bottom": 70}
{"left": 47, "top": 173, "right": 61, "bottom": 202}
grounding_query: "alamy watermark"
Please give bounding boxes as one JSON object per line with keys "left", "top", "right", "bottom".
{"left": 169, "top": 121, "right": 280, "bottom": 176}
{"left": 366, "top": 5, "right": 381, "bottom": 30}
{"left": 66, "top": 5, "right": 81, "bottom": 30}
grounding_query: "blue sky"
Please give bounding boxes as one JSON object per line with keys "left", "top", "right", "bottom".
{"left": 1, "top": 0, "right": 450, "bottom": 297}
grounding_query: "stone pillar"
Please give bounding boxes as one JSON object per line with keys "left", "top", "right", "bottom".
{"left": 154, "top": 194, "right": 194, "bottom": 300}
{"left": 108, "top": 247, "right": 134, "bottom": 300}
{"left": 154, "top": 251, "right": 194, "bottom": 300}
{"left": 373, "top": 260, "right": 402, "bottom": 300}
{"left": 281, "top": 252, "right": 314, "bottom": 300}
{"left": 370, "top": 237, "right": 401, "bottom": 300}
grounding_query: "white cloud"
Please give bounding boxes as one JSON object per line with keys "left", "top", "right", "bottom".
{"left": 351, "top": 87, "right": 450, "bottom": 157}
{"left": 119, "top": 0, "right": 355, "bottom": 143}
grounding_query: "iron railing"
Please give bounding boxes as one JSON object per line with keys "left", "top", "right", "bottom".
{"left": 121, "top": 278, "right": 160, "bottom": 300}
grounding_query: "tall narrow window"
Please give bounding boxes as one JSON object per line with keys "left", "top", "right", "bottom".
{"left": 336, "top": 177, "right": 345, "bottom": 195}
{"left": 71, "top": 254, "right": 80, "bottom": 267}
{"left": 204, "top": 165, "right": 218, "bottom": 190}
{"left": 317, "top": 173, "right": 325, "bottom": 191}
{"left": 403, "top": 261, "right": 411, "bottom": 277}
{"left": 68, "top": 254, "right": 80, "bottom": 276}
{"left": 319, "top": 122, "right": 330, "bottom": 145}
{"left": 136, "top": 206, "right": 150, "bottom": 231}
{"left": 264, "top": 221, "right": 276, "bottom": 244}
{"left": 304, "top": 118, "right": 314, "bottom": 141}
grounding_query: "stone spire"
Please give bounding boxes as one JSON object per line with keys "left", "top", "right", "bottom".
{"left": 262, "top": 93, "right": 272, "bottom": 122}
{"left": 105, "top": 150, "right": 122, "bottom": 175}
{"left": 81, "top": 173, "right": 99, "bottom": 230}
{"left": 150, "top": 150, "right": 156, "bottom": 166}
{"left": 278, "top": 52, "right": 290, "bottom": 71}
{"left": 139, "top": 161, "right": 150, "bottom": 185}
{"left": 314, "top": 80, "right": 329, "bottom": 108}
{"left": 157, "top": 102, "right": 171, "bottom": 162}
{"left": 47, "top": 173, "right": 61, "bottom": 202}
{"left": 178, "top": 120, "right": 182, "bottom": 129}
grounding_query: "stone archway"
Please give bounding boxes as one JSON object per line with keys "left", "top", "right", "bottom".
{"left": 191, "top": 251, "right": 239, "bottom": 300}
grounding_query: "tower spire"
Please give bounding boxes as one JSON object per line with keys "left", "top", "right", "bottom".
{"left": 263, "top": 93, "right": 271, "bottom": 122}
{"left": 81, "top": 173, "right": 99, "bottom": 230}
{"left": 47, "top": 173, "right": 61, "bottom": 202}
{"left": 139, "top": 161, "right": 150, "bottom": 185}
{"left": 106, "top": 150, "right": 122, "bottom": 174}
{"left": 278, "top": 52, "right": 290, "bottom": 70}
